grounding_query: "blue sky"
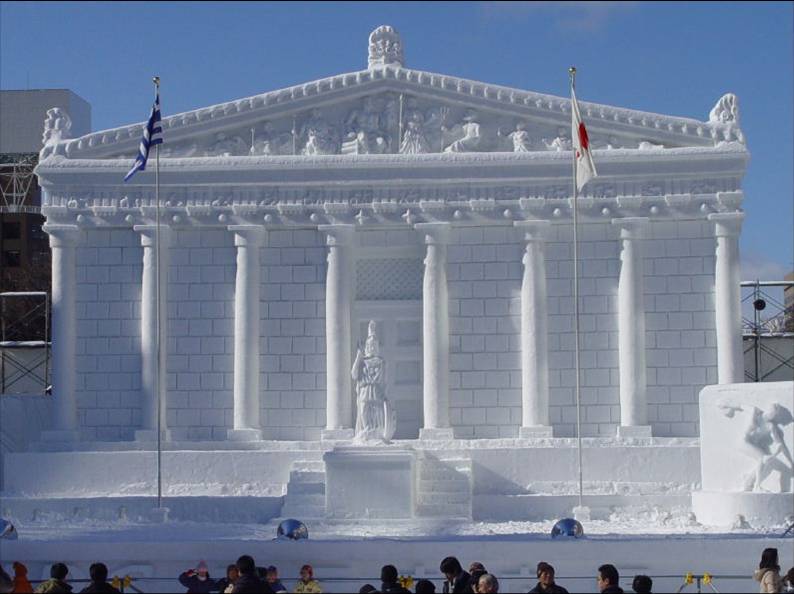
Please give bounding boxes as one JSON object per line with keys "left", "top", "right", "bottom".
{"left": 1, "top": 1, "right": 791, "bottom": 278}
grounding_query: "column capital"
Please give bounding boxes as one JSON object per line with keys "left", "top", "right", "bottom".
{"left": 514, "top": 220, "right": 551, "bottom": 241}
{"left": 133, "top": 224, "right": 172, "bottom": 247}
{"left": 611, "top": 217, "right": 649, "bottom": 239}
{"left": 228, "top": 225, "right": 266, "bottom": 247}
{"left": 415, "top": 222, "right": 451, "bottom": 244}
{"left": 708, "top": 212, "right": 745, "bottom": 237}
{"left": 318, "top": 224, "right": 355, "bottom": 246}
{"left": 43, "top": 224, "right": 82, "bottom": 248}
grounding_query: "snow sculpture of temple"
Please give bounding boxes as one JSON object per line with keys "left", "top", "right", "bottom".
{"left": 4, "top": 26, "right": 759, "bottom": 524}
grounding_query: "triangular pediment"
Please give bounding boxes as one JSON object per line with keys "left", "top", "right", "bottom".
{"left": 45, "top": 60, "right": 744, "bottom": 162}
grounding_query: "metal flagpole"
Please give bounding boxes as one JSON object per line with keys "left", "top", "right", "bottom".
{"left": 569, "top": 66, "right": 584, "bottom": 511}
{"left": 153, "top": 75, "right": 163, "bottom": 511}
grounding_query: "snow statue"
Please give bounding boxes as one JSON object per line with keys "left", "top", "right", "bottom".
{"left": 368, "top": 25, "right": 404, "bottom": 69}
{"left": 708, "top": 93, "right": 745, "bottom": 144}
{"left": 352, "top": 321, "right": 396, "bottom": 442}
{"left": 499, "top": 122, "right": 532, "bottom": 152}
{"left": 400, "top": 98, "right": 431, "bottom": 154}
{"left": 342, "top": 96, "right": 389, "bottom": 155}
{"left": 40, "top": 107, "right": 72, "bottom": 158}
{"left": 300, "top": 108, "right": 337, "bottom": 156}
{"left": 443, "top": 109, "right": 482, "bottom": 153}
{"left": 543, "top": 127, "right": 572, "bottom": 152}
{"left": 718, "top": 401, "right": 794, "bottom": 493}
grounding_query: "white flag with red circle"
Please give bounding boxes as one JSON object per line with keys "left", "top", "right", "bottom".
{"left": 571, "top": 87, "right": 597, "bottom": 192}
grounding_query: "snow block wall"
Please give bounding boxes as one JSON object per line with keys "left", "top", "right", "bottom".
{"left": 72, "top": 219, "right": 715, "bottom": 442}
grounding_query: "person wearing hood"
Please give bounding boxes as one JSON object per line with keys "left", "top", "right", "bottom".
{"left": 34, "top": 564, "right": 71, "bottom": 594}
{"left": 78, "top": 564, "right": 120, "bottom": 594}
{"left": 178, "top": 561, "right": 216, "bottom": 594}
{"left": 755, "top": 548, "right": 784, "bottom": 594}
{"left": 11, "top": 562, "right": 32, "bottom": 594}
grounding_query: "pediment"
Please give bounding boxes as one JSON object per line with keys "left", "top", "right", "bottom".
{"left": 44, "top": 55, "right": 744, "bottom": 163}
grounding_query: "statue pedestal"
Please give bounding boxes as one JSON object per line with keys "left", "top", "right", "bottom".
{"left": 323, "top": 446, "right": 416, "bottom": 520}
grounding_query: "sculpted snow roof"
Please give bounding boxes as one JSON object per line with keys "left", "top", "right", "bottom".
{"left": 39, "top": 25, "right": 746, "bottom": 163}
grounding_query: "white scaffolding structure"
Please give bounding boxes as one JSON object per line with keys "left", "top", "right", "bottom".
{"left": 0, "top": 154, "right": 39, "bottom": 214}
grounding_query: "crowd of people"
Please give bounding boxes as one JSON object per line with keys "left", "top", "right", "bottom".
{"left": 0, "top": 547, "right": 791, "bottom": 593}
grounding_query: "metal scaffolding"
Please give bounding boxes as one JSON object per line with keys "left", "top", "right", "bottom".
{"left": 0, "top": 292, "right": 50, "bottom": 396}
{"left": 742, "top": 280, "right": 794, "bottom": 382}
{"left": 0, "top": 153, "right": 39, "bottom": 214}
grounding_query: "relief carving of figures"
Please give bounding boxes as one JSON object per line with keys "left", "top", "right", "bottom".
{"left": 708, "top": 93, "right": 745, "bottom": 143}
{"left": 300, "top": 108, "right": 338, "bottom": 155}
{"left": 719, "top": 401, "right": 794, "bottom": 493}
{"left": 543, "top": 127, "right": 572, "bottom": 152}
{"left": 399, "top": 97, "right": 431, "bottom": 154}
{"left": 343, "top": 96, "right": 389, "bottom": 154}
{"left": 443, "top": 108, "right": 482, "bottom": 153}
{"left": 206, "top": 132, "right": 246, "bottom": 156}
{"left": 498, "top": 121, "right": 532, "bottom": 152}
{"left": 250, "top": 121, "right": 291, "bottom": 156}
{"left": 40, "top": 107, "right": 72, "bottom": 158}
{"left": 352, "top": 321, "right": 396, "bottom": 442}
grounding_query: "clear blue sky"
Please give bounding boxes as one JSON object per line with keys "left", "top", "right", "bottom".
{"left": 1, "top": 1, "right": 791, "bottom": 278}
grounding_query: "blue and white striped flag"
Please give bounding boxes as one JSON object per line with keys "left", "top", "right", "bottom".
{"left": 124, "top": 92, "right": 163, "bottom": 182}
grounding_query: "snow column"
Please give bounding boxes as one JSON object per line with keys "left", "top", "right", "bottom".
{"left": 319, "top": 224, "right": 355, "bottom": 440}
{"left": 613, "top": 217, "right": 652, "bottom": 438}
{"left": 134, "top": 225, "right": 171, "bottom": 442}
{"left": 40, "top": 224, "right": 82, "bottom": 442}
{"left": 416, "top": 222, "right": 454, "bottom": 440}
{"left": 515, "top": 220, "right": 553, "bottom": 438}
{"left": 227, "top": 226, "right": 266, "bottom": 441}
{"left": 708, "top": 212, "right": 745, "bottom": 384}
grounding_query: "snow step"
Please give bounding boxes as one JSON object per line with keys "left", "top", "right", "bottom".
{"left": 417, "top": 492, "right": 470, "bottom": 505}
{"left": 416, "top": 503, "right": 471, "bottom": 518}
{"left": 419, "top": 479, "right": 471, "bottom": 493}
{"left": 289, "top": 470, "right": 326, "bottom": 482}
{"left": 291, "top": 460, "right": 325, "bottom": 472}
{"left": 287, "top": 481, "right": 325, "bottom": 496}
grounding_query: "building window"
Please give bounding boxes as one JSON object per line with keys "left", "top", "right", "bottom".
{"left": 2, "top": 222, "right": 21, "bottom": 240}
{"left": 3, "top": 251, "right": 21, "bottom": 267}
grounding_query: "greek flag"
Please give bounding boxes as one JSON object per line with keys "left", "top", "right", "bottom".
{"left": 124, "top": 93, "right": 163, "bottom": 181}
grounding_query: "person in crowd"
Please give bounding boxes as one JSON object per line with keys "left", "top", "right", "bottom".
{"left": 784, "top": 567, "right": 794, "bottom": 593}
{"left": 470, "top": 569, "right": 488, "bottom": 593}
{"left": 415, "top": 580, "right": 437, "bottom": 594}
{"left": 215, "top": 565, "right": 239, "bottom": 594}
{"left": 34, "top": 563, "right": 71, "bottom": 594}
{"left": 477, "top": 575, "right": 498, "bottom": 594}
{"left": 178, "top": 561, "right": 216, "bottom": 594}
{"left": 232, "top": 556, "right": 269, "bottom": 594}
{"left": 78, "top": 564, "right": 120, "bottom": 594}
{"left": 359, "top": 586, "right": 378, "bottom": 594}
{"left": 631, "top": 575, "right": 652, "bottom": 594}
{"left": 528, "top": 562, "right": 568, "bottom": 594}
{"left": 265, "top": 567, "right": 287, "bottom": 594}
{"left": 468, "top": 564, "right": 486, "bottom": 576}
{"left": 0, "top": 564, "right": 12, "bottom": 594}
{"left": 293, "top": 565, "right": 322, "bottom": 594}
{"left": 596, "top": 565, "right": 624, "bottom": 594}
{"left": 12, "top": 562, "right": 33, "bottom": 594}
{"left": 440, "top": 557, "right": 471, "bottom": 594}
{"left": 755, "top": 548, "right": 783, "bottom": 593}
{"left": 380, "top": 565, "right": 409, "bottom": 594}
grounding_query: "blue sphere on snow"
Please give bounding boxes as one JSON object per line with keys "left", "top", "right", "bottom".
{"left": 550, "top": 518, "right": 584, "bottom": 539}
{"left": 277, "top": 518, "right": 309, "bottom": 540}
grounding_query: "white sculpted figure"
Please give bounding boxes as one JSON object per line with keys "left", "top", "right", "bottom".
{"left": 300, "top": 108, "right": 337, "bottom": 155}
{"left": 543, "top": 127, "right": 572, "bottom": 152}
{"left": 343, "top": 96, "right": 389, "bottom": 154}
{"left": 207, "top": 132, "right": 246, "bottom": 156}
{"left": 719, "top": 401, "right": 794, "bottom": 493}
{"left": 40, "top": 107, "right": 72, "bottom": 158}
{"left": 443, "top": 109, "right": 482, "bottom": 153}
{"left": 708, "top": 93, "right": 745, "bottom": 143}
{"left": 352, "top": 321, "right": 396, "bottom": 442}
{"left": 399, "top": 98, "right": 431, "bottom": 154}
{"left": 499, "top": 122, "right": 532, "bottom": 152}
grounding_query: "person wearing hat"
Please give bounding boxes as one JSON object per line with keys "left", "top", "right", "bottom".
{"left": 178, "top": 561, "right": 217, "bottom": 594}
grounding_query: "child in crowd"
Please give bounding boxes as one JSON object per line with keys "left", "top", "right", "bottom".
{"left": 293, "top": 564, "right": 322, "bottom": 593}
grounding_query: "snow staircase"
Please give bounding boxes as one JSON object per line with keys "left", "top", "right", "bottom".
{"left": 280, "top": 460, "right": 327, "bottom": 519}
{"left": 415, "top": 453, "right": 473, "bottom": 520}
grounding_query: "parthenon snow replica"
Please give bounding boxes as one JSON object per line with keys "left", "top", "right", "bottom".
{"left": 8, "top": 26, "right": 771, "bottom": 524}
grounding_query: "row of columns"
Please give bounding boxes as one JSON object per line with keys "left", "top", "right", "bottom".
{"left": 41, "top": 211, "right": 745, "bottom": 442}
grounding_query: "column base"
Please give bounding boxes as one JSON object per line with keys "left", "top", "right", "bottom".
{"left": 616, "top": 425, "right": 652, "bottom": 439}
{"left": 134, "top": 429, "right": 173, "bottom": 443}
{"left": 419, "top": 428, "right": 455, "bottom": 440}
{"left": 519, "top": 425, "right": 554, "bottom": 438}
{"left": 321, "top": 428, "right": 355, "bottom": 441}
{"left": 226, "top": 428, "right": 263, "bottom": 442}
{"left": 40, "top": 430, "right": 80, "bottom": 443}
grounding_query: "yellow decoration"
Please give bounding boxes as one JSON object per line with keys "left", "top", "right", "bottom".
{"left": 111, "top": 577, "right": 121, "bottom": 589}
{"left": 398, "top": 575, "right": 414, "bottom": 590}
{"left": 684, "top": 572, "right": 694, "bottom": 585}
{"left": 702, "top": 573, "right": 712, "bottom": 585}
{"left": 111, "top": 576, "right": 133, "bottom": 590}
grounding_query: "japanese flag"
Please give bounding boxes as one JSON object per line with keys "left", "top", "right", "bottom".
{"left": 571, "top": 87, "right": 597, "bottom": 192}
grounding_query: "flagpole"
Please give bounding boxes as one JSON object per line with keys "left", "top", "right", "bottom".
{"left": 153, "top": 75, "right": 163, "bottom": 511}
{"left": 569, "top": 66, "right": 584, "bottom": 512}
